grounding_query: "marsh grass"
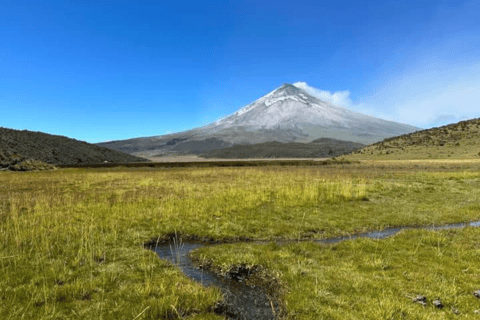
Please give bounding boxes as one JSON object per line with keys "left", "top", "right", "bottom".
{"left": 194, "top": 227, "right": 480, "bottom": 319}
{"left": 0, "top": 170, "right": 224, "bottom": 319}
{"left": 170, "top": 231, "right": 184, "bottom": 266}
{"left": 0, "top": 160, "right": 479, "bottom": 318}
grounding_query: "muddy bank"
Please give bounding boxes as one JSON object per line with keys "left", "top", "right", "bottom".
{"left": 147, "top": 220, "right": 480, "bottom": 319}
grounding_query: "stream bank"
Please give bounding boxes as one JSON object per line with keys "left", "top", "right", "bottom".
{"left": 147, "top": 220, "right": 480, "bottom": 319}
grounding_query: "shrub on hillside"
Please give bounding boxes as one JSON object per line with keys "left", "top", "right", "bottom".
{"left": 0, "top": 151, "right": 57, "bottom": 171}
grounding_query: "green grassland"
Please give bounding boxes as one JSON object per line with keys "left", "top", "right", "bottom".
{"left": 194, "top": 227, "right": 480, "bottom": 319}
{"left": 1, "top": 160, "right": 480, "bottom": 319}
{"left": 345, "top": 118, "right": 480, "bottom": 160}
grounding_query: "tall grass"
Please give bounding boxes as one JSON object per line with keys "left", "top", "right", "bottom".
{"left": 0, "top": 170, "right": 224, "bottom": 319}
{"left": 0, "top": 161, "right": 479, "bottom": 318}
{"left": 170, "top": 231, "right": 184, "bottom": 266}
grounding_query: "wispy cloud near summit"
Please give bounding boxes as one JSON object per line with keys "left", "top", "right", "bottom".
{"left": 292, "top": 82, "right": 356, "bottom": 109}
{"left": 293, "top": 65, "right": 480, "bottom": 130}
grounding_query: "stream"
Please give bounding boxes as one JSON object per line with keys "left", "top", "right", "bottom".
{"left": 152, "top": 220, "right": 480, "bottom": 319}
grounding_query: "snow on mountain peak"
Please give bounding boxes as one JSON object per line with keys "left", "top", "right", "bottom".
{"left": 210, "top": 83, "right": 418, "bottom": 140}
{"left": 264, "top": 95, "right": 307, "bottom": 106}
{"left": 231, "top": 83, "right": 307, "bottom": 116}
{"left": 217, "top": 83, "right": 317, "bottom": 124}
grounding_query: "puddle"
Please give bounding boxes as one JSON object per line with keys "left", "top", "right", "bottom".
{"left": 152, "top": 220, "right": 480, "bottom": 319}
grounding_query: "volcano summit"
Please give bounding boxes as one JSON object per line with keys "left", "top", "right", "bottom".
{"left": 98, "top": 83, "right": 419, "bottom": 156}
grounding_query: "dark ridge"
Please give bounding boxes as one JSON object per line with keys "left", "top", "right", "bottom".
{"left": 166, "top": 138, "right": 187, "bottom": 146}
{"left": 199, "top": 139, "right": 365, "bottom": 159}
{"left": 168, "top": 137, "right": 233, "bottom": 154}
{"left": 57, "top": 159, "right": 357, "bottom": 169}
{"left": 0, "top": 127, "right": 150, "bottom": 170}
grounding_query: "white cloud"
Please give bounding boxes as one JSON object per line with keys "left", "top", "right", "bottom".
{"left": 293, "top": 69, "right": 480, "bottom": 130}
{"left": 292, "top": 82, "right": 400, "bottom": 123}
{"left": 364, "top": 62, "right": 480, "bottom": 128}
{"left": 292, "top": 82, "right": 355, "bottom": 108}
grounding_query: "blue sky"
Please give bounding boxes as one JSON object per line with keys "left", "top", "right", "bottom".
{"left": 1, "top": 0, "right": 479, "bottom": 143}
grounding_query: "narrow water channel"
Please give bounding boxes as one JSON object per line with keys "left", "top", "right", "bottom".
{"left": 152, "top": 220, "right": 480, "bottom": 319}
{"left": 154, "top": 242, "right": 281, "bottom": 319}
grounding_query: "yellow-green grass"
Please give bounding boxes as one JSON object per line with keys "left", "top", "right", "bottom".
{"left": 0, "top": 160, "right": 479, "bottom": 318}
{"left": 194, "top": 227, "right": 480, "bottom": 319}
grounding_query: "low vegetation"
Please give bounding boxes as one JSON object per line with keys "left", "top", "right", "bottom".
{"left": 0, "top": 127, "right": 149, "bottom": 169}
{"left": 0, "top": 151, "right": 58, "bottom": 171}
{"left": 1, "top": 160, "right": 479, "bottom": 318}
{"left": 346, "top": 118, "right": 480, "bottom": 160}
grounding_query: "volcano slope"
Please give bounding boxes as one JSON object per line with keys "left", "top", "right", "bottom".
{"left": 0, "top": 127, "right": 149, "bottom": 171}
{"left": 97, "top": 83, "right": 418, "bottom": 157}
{"left": 345, "top": 118, "right": 480, "bottom": 160}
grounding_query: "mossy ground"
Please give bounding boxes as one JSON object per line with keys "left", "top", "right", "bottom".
{"left": 0, "top": 160, "right": 479, "bottom": 319}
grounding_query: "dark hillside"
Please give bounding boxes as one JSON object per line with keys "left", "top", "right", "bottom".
{"left": 199, "top": 138, "right": 365, "bottom": 159}
{"left": 346, "top": 118, "right": 480, "bottom": 160}
{"left": 0, "top": 127, "right": 150, "bottom": 171}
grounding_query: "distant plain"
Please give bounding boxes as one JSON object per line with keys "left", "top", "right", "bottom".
{"left": 145, "top": 155, "right": 328, "bottom": 162}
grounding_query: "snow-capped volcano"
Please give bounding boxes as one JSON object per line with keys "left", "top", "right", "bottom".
{"left": 212, "top": 84, "right": 385, "bottom": 129}
{"left": 200, "top": 83, "right": 418, "bottom": 140}
{"left": 97, "top": 83, "right": 419, "bottom": 156}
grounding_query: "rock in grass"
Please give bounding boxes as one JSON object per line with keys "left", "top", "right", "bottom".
{"left": 413, "top": 295, "right": 427, "bottom": 306}
{"left": 474, "top": 290, "right": 480, "bottom": 298}
{"left": 433, "top": 299, "right": 443, "bottom": 309}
